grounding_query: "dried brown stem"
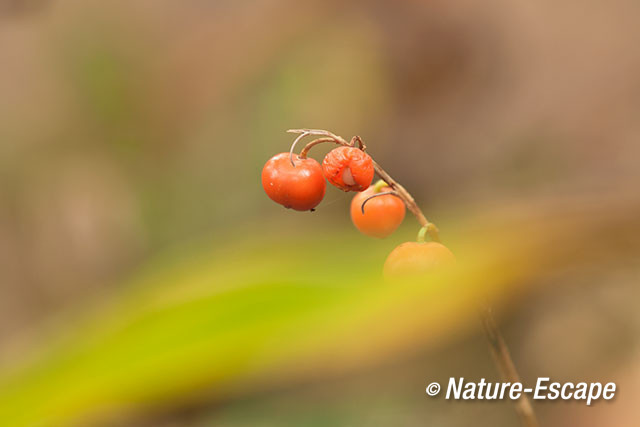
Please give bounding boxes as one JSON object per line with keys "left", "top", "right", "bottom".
{"left": 288, "top": 128, "right": 538, "bottom": 427}
{"left": 299, "top": 137, "right": 346, "bottom": 158}
{"left": 371, "top": 159, "right": 441, "bottom": 242}
{"left": 290, "top": 130, "right": 441, "bottom": 242}
{"left": 287, "top": 129, "right": 349, "bottom": 144}
{"left": 287, "top": 129, "right": 352, "bottom": 160}
{"left": 482, "top": 306, "right": 539, "bottom": 427}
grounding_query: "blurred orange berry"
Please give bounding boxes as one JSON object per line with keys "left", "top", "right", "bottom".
{"left": 383, "top": 241, "right": 455, "bottom": 278}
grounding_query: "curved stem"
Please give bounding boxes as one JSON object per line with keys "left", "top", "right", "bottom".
{"left": 417, "top": 224, "right": 437, "bottom": 243}
{"left": 360, "top": 191, "right": 400, "bottom": 214}
{"left": 288, "top": 129, "right": 352, "bottom": 160}
{"left": 299, "top": 138, "right": 347, "bottom": 159}
{"left": 289, "top": 131, "right": 310, "bottom": 167}
{"left": 287, "top": 129, "right": 352, "bottom": 160}
{"left": 351, "top": 135, "right": 366, "bottom": 150}
{"left": 287, "top": 129, "right": 350, "bottom": 145}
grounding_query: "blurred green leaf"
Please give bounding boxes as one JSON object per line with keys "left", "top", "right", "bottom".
{"left": 1, "top": 197, "right": 639, "bottom": 426}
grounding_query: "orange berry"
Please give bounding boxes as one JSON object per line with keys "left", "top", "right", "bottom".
{"left": 322, "top": 146, "right": 374, "bottom": 192}
{"left": 350, "top": 185, "right": 405, "bottom": 238}
{"left": 262, "top": 152, "right": 326, "bottom": 211}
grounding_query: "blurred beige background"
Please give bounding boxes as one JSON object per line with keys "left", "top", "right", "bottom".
{"left": 1, "top": 1, "right": 639, "bottom": 425}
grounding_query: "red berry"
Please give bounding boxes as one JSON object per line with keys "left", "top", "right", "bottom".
{"left": 322, "top": 146, "right": 374, "bottom": 192}
{"left": 350, "top": 185, "right": 405, "bottom": 238}
{"left": 383, "top": 242, "right": 455, "bottom": 278}
{"left": 262, "top": 152, "right": 326, "bottom": 211}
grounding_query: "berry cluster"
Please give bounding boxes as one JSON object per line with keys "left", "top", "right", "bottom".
{"left": 261, "top": 144, "right": 374, "bottom": 211}
{"left": 262, "top": 129, "right": 454, "bottom": 277}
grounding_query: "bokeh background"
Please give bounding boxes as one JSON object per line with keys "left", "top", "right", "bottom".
{"left": 1, "top": 1, "right": 640, "bottom": 426}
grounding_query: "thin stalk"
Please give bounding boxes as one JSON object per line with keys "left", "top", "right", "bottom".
{"left": 299, "top": 137, "right": 346, "bottom": 158}
{"left": 371, "top": 159, "right": 441, "bottom": 242}
{"left": 482, "top": 306, "right": 539, "bottom": 427}
{"left": 417, "top": 224, "right": 437, "bottom": 243}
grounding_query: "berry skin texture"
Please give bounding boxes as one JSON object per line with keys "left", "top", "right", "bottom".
{"left": 322, "top": 146, "right": 374, "bottom": 192}
{"left": 350, "top": 185, "right": 405, "bottom": 238}
{"left": 383, "top": 241, "right": 455, "bottom": 278}
{"left": 262, "top": 152, "right": 326, "bottom": 211}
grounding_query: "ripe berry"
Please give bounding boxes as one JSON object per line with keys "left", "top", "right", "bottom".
{"left": 383, "top": 241, "right": 455, "bottom": 278}
{"left": 262, "top": 152, "right": 326, "bottom": 211}
{"left": 351, "top": 183, "right": 405, "bottom": 238}
{"left": 322, "top": 146, "right": 374, "bottom": 192}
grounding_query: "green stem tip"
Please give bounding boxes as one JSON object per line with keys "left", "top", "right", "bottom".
{"left": 417, "top": 223, "right": 438, "bottom": 243}
{"left": 372, "top": 179, "right": 388, "bottom": 193}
